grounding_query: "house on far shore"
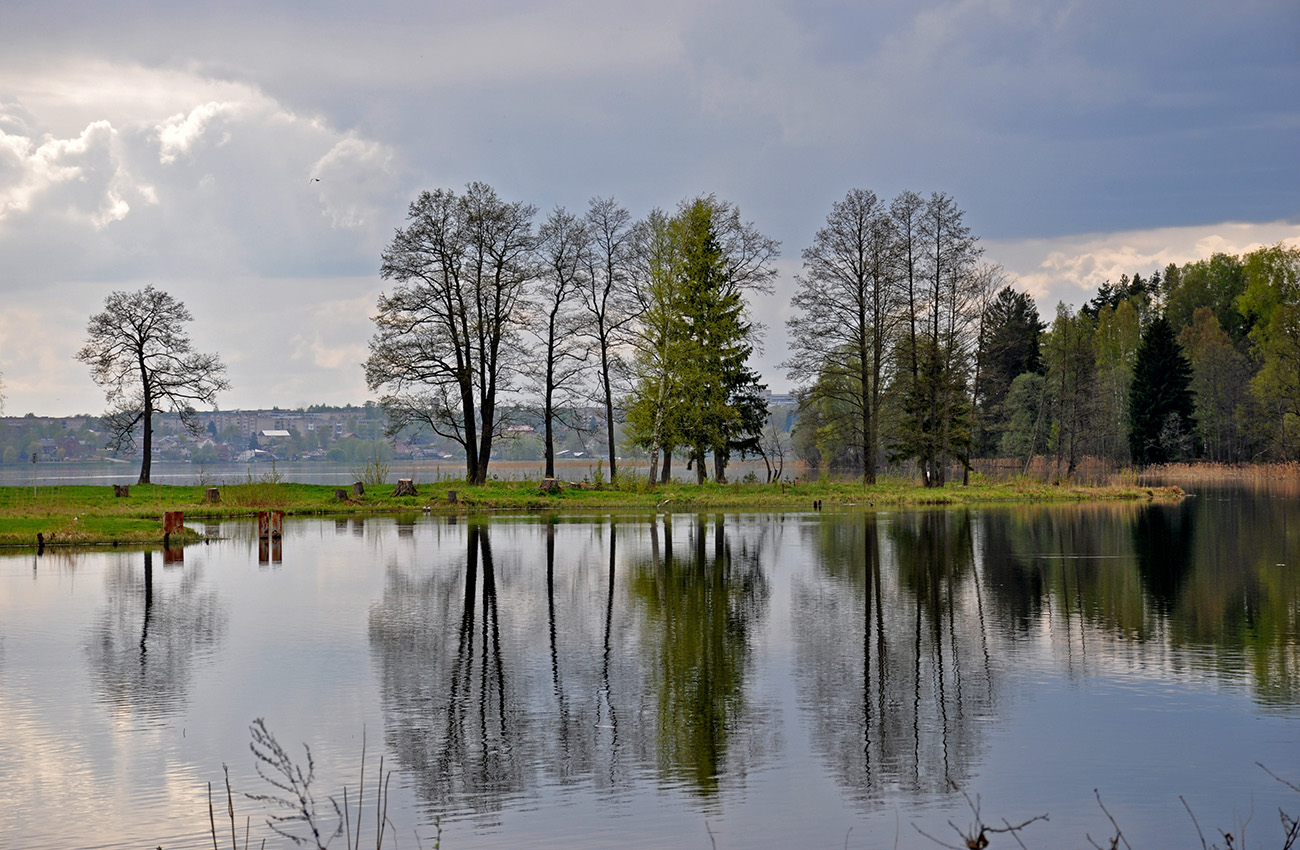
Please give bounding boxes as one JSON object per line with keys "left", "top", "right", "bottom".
{"left": 258, "top": 429, "right": 293, "bottom": 450}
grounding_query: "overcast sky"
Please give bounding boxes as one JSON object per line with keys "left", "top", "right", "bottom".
{"left": 1, "top": 0, "right": 1297, "bottom": 416}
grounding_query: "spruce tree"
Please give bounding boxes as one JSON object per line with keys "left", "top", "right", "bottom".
{"left": 1128, "top": 316, "right": 1195, "bottom": 465}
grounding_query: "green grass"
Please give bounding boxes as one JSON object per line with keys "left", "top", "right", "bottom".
{"left": 0, "top": 476, "right": 1184, "bottom": 549}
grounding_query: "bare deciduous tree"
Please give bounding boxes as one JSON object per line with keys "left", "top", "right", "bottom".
{"left": 366, "top": 183, "right": 536, "bottom": 485}
{"left": 533, "top": 206, "right": 592, "bottom": 478}
{"left": 76, "top": 285, "right": 229, "bottom": 484}
{"left": 580, "top": 196, "right": 639, "bottom": 482}
{"left": 786, "top": 188, "right": 900, "bottom": 483}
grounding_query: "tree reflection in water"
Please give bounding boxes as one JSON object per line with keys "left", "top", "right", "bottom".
{"left": 792, "top": 511, "right": 996, "bottom": 804}
{"left": 84, "top": 550, "right": 224, "bottom": 720}
{"left": 981, "top": 493, "right": 1300, "bottom": 707}
{"left": 628, "top": 514, "right": 772, "bottom": 796}
{"left": 368, "top": 514, "right": 777, "bottom": 817}
{"left": 368, "top": 522, "right": 524, "bottom": 818}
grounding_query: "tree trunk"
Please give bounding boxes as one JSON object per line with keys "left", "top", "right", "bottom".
{"left": 601, "top": 348, "right": 617, "bottom": 482}
{"left": 543, "top": 390, "right": 555, "bottom": 479}
{"left": 138, "top": 400, "right": 153, "bottom": 484}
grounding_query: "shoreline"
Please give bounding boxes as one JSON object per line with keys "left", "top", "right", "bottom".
{"left": 0, "top": 478, "right": 1185, "bottom": 549}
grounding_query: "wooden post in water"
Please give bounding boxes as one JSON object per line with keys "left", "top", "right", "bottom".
{"left": 257, "top": 511, "right": 283, "bottom": 540}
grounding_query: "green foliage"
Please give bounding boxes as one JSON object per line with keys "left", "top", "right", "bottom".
{"left": 976, "top": 285, "right": 1044, "bottom": 455}
{"left": 1043, "top": 304, "right": 1097, "bottom": 476}
{"left": 1129, "top": 316, "right": 1195, "bottom": 466}
{"left": 624, "top": 196, "right": 772, "bottom": 483}
{"left": 1237, "top": 244, "right": 1300, "bottom": 459}
{"left": 1091, "top": 299, "right": 1141, "bottom": 464}
{"left": 1179, "top": 308, "right": 1253, "bottom": 461}
{"left": 1165, "top": 252, "right": 1249, "bottom": 342}
{"left": 998, "top": 372, "right": 1047, "bottom": 462}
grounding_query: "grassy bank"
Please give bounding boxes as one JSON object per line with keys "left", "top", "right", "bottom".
{"left": 0, "top": 474, "right": 1184, "bottom": 549}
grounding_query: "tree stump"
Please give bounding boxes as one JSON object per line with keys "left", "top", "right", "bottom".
{"left": 205, "top": 487, "right": 221, "bottom": 504}
{"left": 335, "top": 488, "right": 349, "bottom": 501}
{"left": 352, "top": 481, "right": 365, "bottom": 497}
{"left": 393, "top": 479, "right": 417, "bottom": 497}
{"left": 447, "top": 490, "right": 457, "bottom": 504}
{"left": 540, "top": 477, "right": 562, "bottom": 494}
{"left": 113, "top": 484, "right": 130, "bottom": 497}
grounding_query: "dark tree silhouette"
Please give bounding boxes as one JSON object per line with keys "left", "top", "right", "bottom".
{"left": 76, "top": 285, "right": 229, "bottom": 484}
{"left": 1128, "top": 316, "right": 1195, "bottom": 466}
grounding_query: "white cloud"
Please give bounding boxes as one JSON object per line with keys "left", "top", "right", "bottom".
{"left": 311, "top": 137, "right": 398, "bottom": 231}
{"left": 987, "top": 220, "right": 1300, "bottom": 309}
{"left": 156, "top": 101, "right": 241, "bottom": 164}
{"left": 0, "top": 119, "right": 153, "bottom": 228}
{"left": 0, "top": 63, "right": 404, "bottom": 284}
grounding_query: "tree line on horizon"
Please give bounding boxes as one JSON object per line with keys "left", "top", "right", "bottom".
{"left": 788, "top": 190, "right": 1300, "bottom": 481}
{"left": 23, "top": 181, "right": 1300, "bottom": 485}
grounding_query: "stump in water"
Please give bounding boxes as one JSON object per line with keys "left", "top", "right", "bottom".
{"left": 393, "top": 479, "right": 417, "bottom": 497}
{"left": 113, "top": 484, "right": 130, "bottom": 498}
{"left": 352, "top": 481, "right": 365, "bottom": 497}
{"left": 335, "top": 488, "right": 349, "bottom": 501}
{"left": 204, "top": 487, "right": 220, "bottom": 504}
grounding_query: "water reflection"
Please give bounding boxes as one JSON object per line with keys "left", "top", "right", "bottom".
{"left": 981, "top": 494, "right": 1300, "bottom": 706}
{"left": 793, "top": 513, "right": 996, "bottom": 804}
{"left": 84, "top": 550, "right": 225, "bottom": 720}
{"left": 368, "top": 522, "right": 524, "bottom": 816}
{"left": 628, "top": 514, "right": 772, "bottom": 795}
{"left": 368, "top": 515, "right": 778, "bottom": 817}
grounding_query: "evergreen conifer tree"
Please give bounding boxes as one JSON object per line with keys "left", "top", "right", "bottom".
{"left": 1128, "top": 316, "right": 1195, "bottom": 465}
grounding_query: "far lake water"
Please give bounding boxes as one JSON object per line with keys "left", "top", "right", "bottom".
{"left": 1, "top": 483, "right": 1298, "bottom": 848}
{"left": 1, "top": 458, "right": 783, "bottom": 487}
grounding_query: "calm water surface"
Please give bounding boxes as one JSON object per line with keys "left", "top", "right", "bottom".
{"left": 1, "top": 484, "right": 1298, "bottom": 849}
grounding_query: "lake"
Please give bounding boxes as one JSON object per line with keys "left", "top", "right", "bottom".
{"left": 1, "top": 484, "right": 1297, "bottom": 848}
{"left": 0, "top": 458, "right": 793, "bottom": 487}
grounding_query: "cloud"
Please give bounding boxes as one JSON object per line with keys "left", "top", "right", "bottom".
{"left": 310, "top": 137, "right": 398, "bottom": 231}
{"left": 0, "top": 64, "right": 405, "bottom": 284}
{"left": 0, "top": 119, "right": 154, "bottom": 229}
{"left": 156, "top": 101, "right": 241, "bottom": 164}
{"left": 987, "top": 220, "right": 1300, "bottom": 308}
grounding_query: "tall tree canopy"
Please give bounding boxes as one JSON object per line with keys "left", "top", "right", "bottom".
{"left": 890, "top": 192, "right": 983, "bottom": 486}
{"left": 786, "top": 188, "right": 899, "bottom": 482}
{"left": 1237, "top": 244, "right": 1300, "bottom": 458}
{"left": 1128, "top": 316, "right": 1195, "bottom": 466}
{"left": 76, "top": 285, "right": 229, "bottom": 484}
{"left": 973, "top": 285, "right": 1043, "bottom": 455}
{"left": 365, "top": 183, "right": 536, "bottom": 485}
{"left": 625, "top": 196, "right": 776, "bottom": 483}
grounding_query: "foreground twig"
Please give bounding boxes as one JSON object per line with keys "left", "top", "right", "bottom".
{"left": 245, "top": 718, "right": 343, "bottom": 849}
{"left": 914, "top": 790, "right": 1048, "bottom": 849}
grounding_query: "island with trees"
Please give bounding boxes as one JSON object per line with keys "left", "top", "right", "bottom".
{"left": 2, "top": 181, "right": 1298, "bottom": 545}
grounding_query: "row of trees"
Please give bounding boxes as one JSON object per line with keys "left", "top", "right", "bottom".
{"left": 988, "top": 246, "right": 1300, "bottom": 472}
{"left": 788, "top": 187, "right": 1300, "bottom": 478}
{"left": 786, "top": 189, "right": 996, "bottom": 484}
{"left": 63, "top": 179, "right": 1299, "bottom": 486}
{"left": 364, "top": 184, "right": 778, "bottom": 485}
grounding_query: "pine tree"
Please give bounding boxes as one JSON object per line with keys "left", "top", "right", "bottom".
{"left": 1128, "top": 316, "right": 1195, "bottom": 466}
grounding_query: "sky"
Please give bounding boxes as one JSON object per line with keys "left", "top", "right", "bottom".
{"left": 1, "top": 0, "right": 1297, "bottom": 417}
